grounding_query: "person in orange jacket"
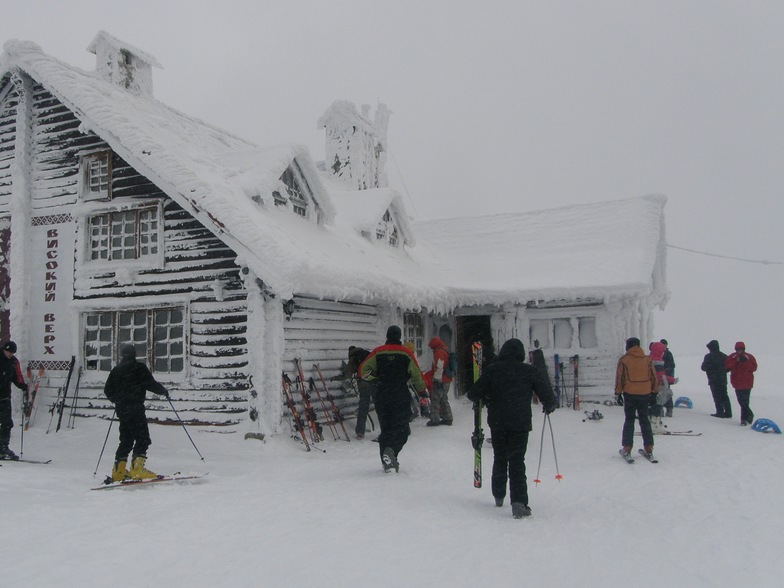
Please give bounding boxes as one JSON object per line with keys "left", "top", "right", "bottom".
{"left": 615, "top": 337, "right": 658, "bottom": 460}
{"left": 425, "top": 337, "right": 453, "bottom": 427}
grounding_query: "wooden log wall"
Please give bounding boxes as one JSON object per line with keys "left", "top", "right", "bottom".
{"left": 282, "top": 296, "right": 382, "bottom": 438}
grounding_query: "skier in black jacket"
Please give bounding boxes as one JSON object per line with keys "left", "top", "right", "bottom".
{"left": 104, "top": 344, "right": 169, "bottom": 481}
{"left": 701, "top": 340, "right": 731, "bottom": 419}
{"left": 0, "top": 341, "right": 28, "bottom": 460}
{"left": 468, "top": 338, "right": 557, "bottom": 519}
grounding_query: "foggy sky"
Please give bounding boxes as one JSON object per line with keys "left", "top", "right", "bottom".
{"left": 3, "top": 0, "right": 783, "bottom": 356}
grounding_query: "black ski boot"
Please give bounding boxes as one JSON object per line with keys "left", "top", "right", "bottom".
{"left": 381, "top": 447, "right": 399, "bottom": 473}
{"left": 511, "top": 503, "right": 532, "bottom": 519}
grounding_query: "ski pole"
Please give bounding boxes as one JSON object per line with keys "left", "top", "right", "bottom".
{"left": 93, "top": 410, "right": 116, "bottom": 476}
{"left": 547, "top": 413, "right": 563, "bottom": 481}
{"left": 167, "top": 397, "right": 205, "bottom": 461}
{"left": 533, "top": 412, "right": 547, "bottom": 485}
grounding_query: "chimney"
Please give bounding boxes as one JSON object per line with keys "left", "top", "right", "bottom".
{"left": 87, "top": 31, "right": 161, "bottom": 96}
{"left": 317, "top": 100, "right": 391, "bottom": 190}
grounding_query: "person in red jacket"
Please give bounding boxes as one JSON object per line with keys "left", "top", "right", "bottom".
{"left": 724, "top": 341, "right": 758, "bottom": 426}
{"left": 425, "top": 337, "right": 454, "bottom": 427}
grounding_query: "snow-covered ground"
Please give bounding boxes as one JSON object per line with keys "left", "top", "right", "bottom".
{"left": 2, "top": 353, "right": 782, "bottom": 587}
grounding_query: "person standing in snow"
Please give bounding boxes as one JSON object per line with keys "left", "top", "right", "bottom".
{"left": 104, "top": 344, "right": 169, "bottom": 481}
{"left": 648, "top": 341, "right": 676, "bottom": 434}
{"left": 343, "top": 345, "right": 373, "bottom": 439}
{"left": 615, "top": 337, "right": 658, "bottom": 461}
{"left": 361, "top": 325, "right": 426, "bottom": 473}
{"left": 0, "top": 341, "right": 28, "bottom": 461}
{"left": 659, "top": 339, "right": 676, "bottom": 417}
{"left": 425, "top": 337, "right": 454, "bottom": 427}
{"left": 467, "top": 338, "right": 557, "bottom": 519}
{"left": 701, "top": 340, "right": 731, "bottom": 419}
{"left": 724, "top": 341, "right": 758, "bottom": 426}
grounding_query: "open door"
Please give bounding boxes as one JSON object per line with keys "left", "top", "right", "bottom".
{"left": 454, "top": 315, "right": 494, "bottom": 397}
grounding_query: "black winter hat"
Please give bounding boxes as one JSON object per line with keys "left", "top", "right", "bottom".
{"left": 625, "top": 337, "right": 641, "bottom": 350}
{"left": 120, "top": 344, "right": 137, "bottom": 360}
{"left": 386, "top": 325, "right": 402, "bottom": 344}
{"left": 2, "top": 340, "right": 17, "bottom": 353}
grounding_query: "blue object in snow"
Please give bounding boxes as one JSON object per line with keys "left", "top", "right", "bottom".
{"left": 751, "top": 419, "right": 782, "bottom": 434}
{"left": 674, "top": 396, "right": 693, "bottom": 409}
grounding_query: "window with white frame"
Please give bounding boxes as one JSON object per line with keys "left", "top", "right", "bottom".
{"left": 83, "top": 307, "right": 185, "bottom": 374}
{"left": 81, "top": 151, "right": 112, "bottom": 201}
{"left": 529, "top": 316, "right": 598, "bottom": 350}
{"left": 87, "top": 206, "right": 160, "bottom": 262}
{"left": 376, "top": 210, "right": 399, "bottom": 247}
{"left": 403, "top": 312, "right": 424, "bottom": 357}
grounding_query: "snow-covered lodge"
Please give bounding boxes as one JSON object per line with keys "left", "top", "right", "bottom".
{"left": 0, "top": 34, "right": 668, "bottom": 435}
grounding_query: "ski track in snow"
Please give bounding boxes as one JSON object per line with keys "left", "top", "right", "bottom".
{"left": 1, "top": 354, "right": 783, "bottom": 587}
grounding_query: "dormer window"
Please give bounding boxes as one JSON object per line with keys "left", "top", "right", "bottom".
{"left": 273, "top": 162, "right": 314, "bottom": 219}
{"left": 376, "top": 210, "right": 399, "bottom": 248}
{"left": 81, "top": 151, "right": 112, "bottom": 201}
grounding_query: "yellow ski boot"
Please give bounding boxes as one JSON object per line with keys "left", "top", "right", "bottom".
{"left": 130, "top": 455, "right": 159, "bottom": 480}
{"left": 111, "top": 459, "right": 131, "bottom": 482}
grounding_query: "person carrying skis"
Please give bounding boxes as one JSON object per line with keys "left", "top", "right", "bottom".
{"left": 467, "top": 338, "right": 557, "bottom": 519}
{"left": 0, "top": 341, "right": 28, "bottom": 461}
{"left": 425, "top": 337, "right": 454, "bottom": 427}
{"left": 724, "top": 341, "right": 758, "bottom": 426}
{"left": 361, "top": 325, "right": 426, "bottom": 473}
{"left": 615, "top": 337, "right": 658, "bottom": 461}
{"left": 104, "top": 344, "right": 169, "bottom": 480}
{"left": 701, "top": 340, "right": 731, "bottom": 419}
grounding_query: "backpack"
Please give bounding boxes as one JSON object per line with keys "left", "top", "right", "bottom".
{"left": 444, "top": 351, "right": 458, "bottom": 379}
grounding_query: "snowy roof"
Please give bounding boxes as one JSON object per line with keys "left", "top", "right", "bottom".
{"left": 413, "top": 194, "right": 668, "bottom": 307}
{"left": 0, "top": 39, "right": 438, "bottom": 307}
{"left": 1, "top": 38, "right": 667, "bottom": 312}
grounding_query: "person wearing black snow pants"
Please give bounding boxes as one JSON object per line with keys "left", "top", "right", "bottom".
{"left": 615, "top": 337, "right": 658, "bottom": 458}
{"left": 701, "top": 340, "right": 731, "bottom": 418}
{"left": 468, "top": 338, "right": 557, "bottom": 519}
{"left": 104, "top": 344, "right": 169, "bottom": 481}
{"left": 0, "top": 341, "right": 28, "bottom": 461}
{"left": 361, "top": 326, "right": 426, "bottom": 472}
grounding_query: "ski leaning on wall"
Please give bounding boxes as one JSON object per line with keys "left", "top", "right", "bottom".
{"left": 23, "top": 366, "right": 45, "bottom": 431}
{"left": 471, "top": 342, "right": 484, "bottom": 488}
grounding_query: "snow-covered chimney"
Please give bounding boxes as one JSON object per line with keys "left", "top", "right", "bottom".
{"left": 87, "top": 31, "right": 161, "bottom": 97}
{"left": 317, "top": 100, "right": 391, "bottom": 190}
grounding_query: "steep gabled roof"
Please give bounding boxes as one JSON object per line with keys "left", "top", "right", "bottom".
{"left": 413, "top": 194, "right": 668, "bottom": 308}
{"left": 1, "top": 39, "right": 440, "bottom": 307}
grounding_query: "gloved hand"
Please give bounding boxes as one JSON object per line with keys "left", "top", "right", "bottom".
{"left": 649, "top": 393, "right": 658, "bottom": 406}
{"left": 616, "top": 394, "right": 624, "bottom": 406}
{"left": 737, "top": 354, "right": 748, "bottom": 362}
{"left": 20, "top": 382, "right": 28, "bottom": 393}
{"left": 160, "top": 388, "right": 170, "bottom": 398}
{"left": 543, "top": 403, "right": 557, "bottom": 414}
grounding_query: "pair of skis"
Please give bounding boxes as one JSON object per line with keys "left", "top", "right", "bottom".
{"left": 471, "top": 342, "right": 484, "bottom": 488}
{"left": 619, "top": 449, "right": 658, "bottom": 464}
{"left": 23, "top": 366, "right": 45, "bottom": 431}
{"left": 92, "top": 472, "right": 208, "bottom": 491}
{"left": 283, "top": 360, "right": 351, "bottom": 451}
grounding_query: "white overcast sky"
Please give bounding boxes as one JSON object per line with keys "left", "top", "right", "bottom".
{"left": 3, "top": 0, "right": 783, "bottom": 354}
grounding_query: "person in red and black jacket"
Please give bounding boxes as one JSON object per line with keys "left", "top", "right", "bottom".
{"left": 725, "top": 341, "right": 758, "bottom": 426}
{"left": 0, "top": 341, "right": 28, "bottom": 461}
{"left": 361, "top": 326, "right": 426, "bottom": 472}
